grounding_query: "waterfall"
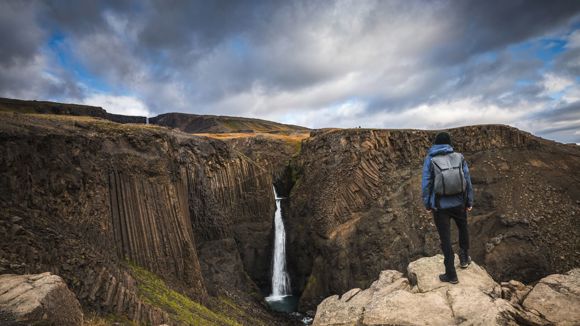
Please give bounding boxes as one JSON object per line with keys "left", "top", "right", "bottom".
{"left": 267, "top": 186, "right": 291, "bottom": 300}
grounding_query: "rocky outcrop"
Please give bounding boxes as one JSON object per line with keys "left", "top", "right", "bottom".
{"left": 523, "top": 268, "right": 580, "bottom": 325}
{"left": 313, "top": 255, "right": 579, "bottom": 326}
{"left": 0, "top": 272, "right": 84, "bottom": 325}
{"left": 0, "top": 112, "right": 278, "bottom": 324}
{"left": 287, "top": 126, "right": 580, "bottom": 310}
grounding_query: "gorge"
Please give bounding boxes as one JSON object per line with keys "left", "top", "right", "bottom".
{"left": 1, "top": 99, "right": 579, "bottom": 325}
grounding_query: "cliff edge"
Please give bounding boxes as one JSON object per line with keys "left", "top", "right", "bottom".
{"left": 287, "top": 126, "right": 580, "bottom": 310}
{"left": 313, "top": 255, "right": 579, "bottom": 326}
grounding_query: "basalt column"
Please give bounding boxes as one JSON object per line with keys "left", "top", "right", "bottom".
{"left": 185, "top": 153, "right": 275, "bottom": 294}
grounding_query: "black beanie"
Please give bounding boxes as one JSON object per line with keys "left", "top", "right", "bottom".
{"left": 434, "top": 132, "right": 451, "bottom": 145}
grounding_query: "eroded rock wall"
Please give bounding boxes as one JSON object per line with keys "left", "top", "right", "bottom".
{"left": 287, "top": 125, "right": 580, "bottom": 310}
{"left": 0, "top": 113, "right": 275, "bottom": 323}
{"left": 185, "top": 152, "right": 275, "bottom": 293}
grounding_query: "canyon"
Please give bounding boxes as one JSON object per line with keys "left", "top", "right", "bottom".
{"left": 285, "top": 126, "right": 580, "bottom": 310}
{"left": 1, "top": 99, "right": 579, "bottom": 325}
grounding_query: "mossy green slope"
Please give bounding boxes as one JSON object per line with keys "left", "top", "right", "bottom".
{"left": 128, "top": 263, "right": 241, "bottom": 326}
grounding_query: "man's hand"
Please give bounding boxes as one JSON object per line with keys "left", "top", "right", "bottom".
{"left": 466, "top": 206, "right": 473, "bottom": 212}
{"left": 426, "top": 208, "right": 432, "bottom": 213}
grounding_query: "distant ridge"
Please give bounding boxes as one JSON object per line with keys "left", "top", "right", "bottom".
{"left": 0, "top": 97, "right": 308, "bottom": 133}
{"left": 0, "top": 97, "right": 146, "bottom": 124}
{"left": 150, "top": 112, "right": 308, "bottom": 133}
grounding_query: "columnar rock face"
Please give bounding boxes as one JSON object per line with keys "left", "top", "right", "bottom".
{"left": 108, "top": 171, "right": 206, "bottom": 300}
{"left": 226, "top": 135, "right": 305, "bottom": 187}
{"left": 0, "top": 272, "right": 84, "bottom": 326}
{"left": 185, "top": 153, "right": 275, "bottom": 293}
{"left": 287, "top": 126, "right": 580, "bottom": 309}
{"left": 313, "top": 255, "right": 578, "bottom": 326}
{"left": 0, "top": 113, "right": 276, "bottom": 324}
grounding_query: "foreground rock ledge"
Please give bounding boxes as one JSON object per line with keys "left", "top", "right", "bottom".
{"left": 313, "top": 255, "right": 579, "bottom": 326}
{"left": 0, "top": 272, "right": 83, "bottom": 326}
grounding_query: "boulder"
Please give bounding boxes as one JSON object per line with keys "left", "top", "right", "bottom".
{"left": 313, "top": 255, "right": 562, "bottom": 326}
{"left": 0, "top": 272, "right": 83, "bottom": 326}
{"left": 313, "top": 270, "right": 410, "bottom": 326}
{"left": 501, "top": 280, "right": 532, "bottom": 305}
{"left": 523, "top": 268, "right": 580, "bottom": 325}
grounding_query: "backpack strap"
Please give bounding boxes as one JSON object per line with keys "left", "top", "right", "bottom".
{"left": 461, "top": 155, "right": 467, "bottom": 207}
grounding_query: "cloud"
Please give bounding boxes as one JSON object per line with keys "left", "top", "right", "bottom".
{"left": 0, "top": 1, "right": 44, "bottom": 63}
{"left": 542, "top": 73, "right": 575, "bottom": 94}
{"left": 522, "top": 101, "right": 580, "bottom": 143}
{"left": 82, "top": 93, "right": 151, "bottom": 117}
{"left": 0, "top": 0, "right": 579, "bottom": 143}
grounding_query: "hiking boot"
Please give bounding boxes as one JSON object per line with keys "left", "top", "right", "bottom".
{"left": 439, "top": 273, "right": 458, "bottom": 284}
{"left": 459, "top": 249, "right": 472, "bottom": 269}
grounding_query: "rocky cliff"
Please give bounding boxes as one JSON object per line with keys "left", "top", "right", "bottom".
{"left": 286, "top": 126, "right": 580, "bottom": 310}
{"left": 0, "top": 112, "right": 282, "bottom": 325}
{"left": 2, "top": 101, "right": 579, "bottom": 324}
{"left": 225, "top": 133, "right": 308, "bottom": 187}
{"left": 312, "top": 255, "right": 580, "bottom": 325}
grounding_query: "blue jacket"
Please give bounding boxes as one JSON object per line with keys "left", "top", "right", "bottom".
{"left": 421, "top": 144, "right": 474, "bottom": 210}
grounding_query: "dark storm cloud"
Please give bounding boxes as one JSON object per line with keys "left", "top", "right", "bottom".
{"left": 137, "top": 1, "right": 278, "bottom": 52}
{"left": 430, "top": 0, "right": 580, "bottom": 65}
{"left": 15, "top": 0, "right": 580, "bottom": 104}
{"left": 39, "top": 0, "right": 135, "bottom": 35}
{"left": 0, "top": 1, "right": 83, "bottom": 99}
{"left": 0, "top": 1, "right": 44, "bottom": 63}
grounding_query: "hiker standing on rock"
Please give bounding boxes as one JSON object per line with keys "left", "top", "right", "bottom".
{"left": 421, "top": 132, "right": 474, "bottom": 284}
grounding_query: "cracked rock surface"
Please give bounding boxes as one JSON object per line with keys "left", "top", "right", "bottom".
{"left": 0, "top": 272, "right": 83, "bottom": 326}
{"left": 523, "top": 268, "right": 580, "bottom": 325}
{"left": 313, "top": 255, "right": 578, "bottom": 325}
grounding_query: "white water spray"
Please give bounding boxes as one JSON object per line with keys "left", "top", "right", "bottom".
{"left": 266, "top": 186, "right": 291, "bottom": 300}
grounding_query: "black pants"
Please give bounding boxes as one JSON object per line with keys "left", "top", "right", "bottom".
{"left": 433, "top": 205, "right": 469, "bottom": 278}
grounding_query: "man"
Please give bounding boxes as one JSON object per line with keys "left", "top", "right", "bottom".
{"left": 421, "top": 132, "right": 474, "bottom": 284}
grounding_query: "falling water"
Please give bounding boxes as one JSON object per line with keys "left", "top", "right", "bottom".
{"left": 267, "top": 186, "right": 291, "bottom": 299}
{"left": 265, "top": 187, "right": 310, "bottom": 323}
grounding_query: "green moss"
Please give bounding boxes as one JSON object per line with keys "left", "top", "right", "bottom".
{"left": 215, "top": 297, "right": 266, "bottom": 326}
{"left": 84, "top": 313, "right": 138, "bottom": 326}
{"left": 127, "top": 263, "right": 241, "bottom": 326}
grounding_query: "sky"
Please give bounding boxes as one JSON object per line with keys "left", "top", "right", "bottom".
{"left": 1, "top": 1, "right": 579, "bottom": 143}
